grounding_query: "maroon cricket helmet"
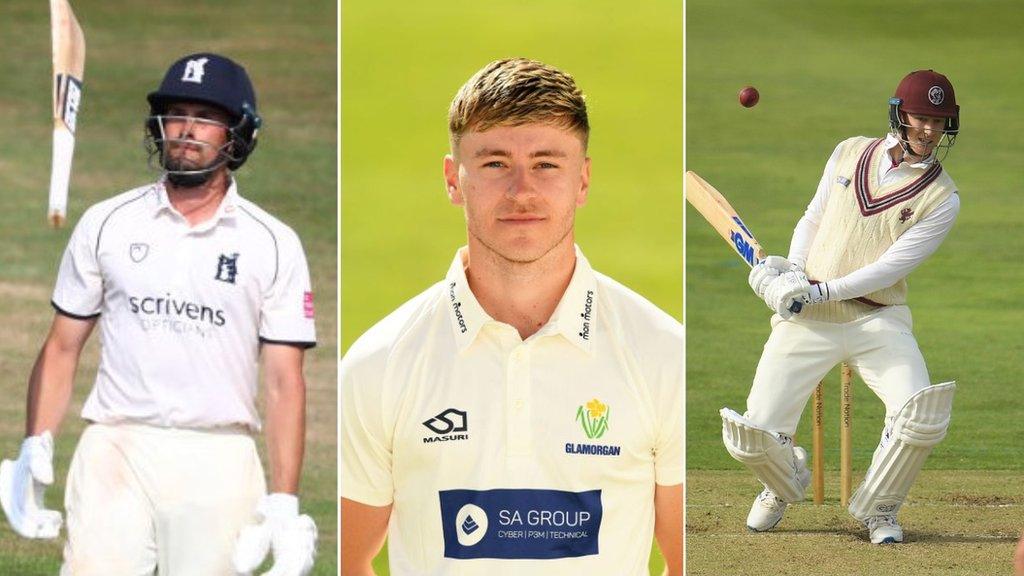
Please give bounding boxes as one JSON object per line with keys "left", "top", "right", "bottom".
{"left": 888, "top": 69, "right": 960, "bottom": 147}
{"left": 893, "top": 69, "right": 957, "bottom": 118}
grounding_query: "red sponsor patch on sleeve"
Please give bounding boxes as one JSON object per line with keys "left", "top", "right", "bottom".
{"left": 303, "top": 291, "right": 315, "bottom": 319}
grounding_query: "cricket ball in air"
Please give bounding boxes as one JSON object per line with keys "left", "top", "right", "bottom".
{"left": 738, "top": 86, "right": 759, "bottom": 108}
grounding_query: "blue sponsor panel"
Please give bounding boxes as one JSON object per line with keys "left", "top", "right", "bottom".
{"left": 439, "top": 488, "right": 603, "bottom": 560}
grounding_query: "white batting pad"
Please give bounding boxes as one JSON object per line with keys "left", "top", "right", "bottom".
{"left": 848, "top": 382, "right": 956, "bottom": 520}
{"left": 721, "top": 408, "right": 810, "bottom": 503}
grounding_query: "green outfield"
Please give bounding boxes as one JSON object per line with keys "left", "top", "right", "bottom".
{"left": 0, "top": 1, "right": 337, "bottom": 573}
{"left": 686, "top": 0, "right": 1024, "bottom": 574}
{"left": 341, "top": 0, "right": 681, "bottom": 573}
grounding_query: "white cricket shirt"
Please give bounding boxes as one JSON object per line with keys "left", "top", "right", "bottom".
{"left": 52, "top": 180, "right": 316, "bottom": 431}
{"left": 341, "top": 247, "right": 683, "bottom": 575}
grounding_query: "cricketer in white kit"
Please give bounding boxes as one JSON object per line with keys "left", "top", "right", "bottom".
{"left": 341, "top": 58, "right": 683, "bottom": 575}
{"left": 724, "top": 70, "right": 962, "bottom": 544}
{"left": 0, "top": 53, "right": 318, "bottom": 575}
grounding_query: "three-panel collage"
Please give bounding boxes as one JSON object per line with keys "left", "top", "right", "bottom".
{"left": 0, "top": 0, "right": 1019, "bottom": 575}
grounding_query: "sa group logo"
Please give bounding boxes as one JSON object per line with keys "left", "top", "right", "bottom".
{"left": 423, "top": 408, "right": 469, "bottom": 444}
{"left": 455, "top": 504, "right": 488, "bottom": 546}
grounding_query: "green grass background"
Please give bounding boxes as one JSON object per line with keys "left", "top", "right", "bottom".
{"left": 0, "top": 1, "right": 337, "bottom": 573}
{"left": 341, "top": 0, "right": 682, "bottom": 573}
{"left": 686, "top": 0, "right": 1024, "bottom": 573}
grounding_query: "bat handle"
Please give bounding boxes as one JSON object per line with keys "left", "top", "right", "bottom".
{"left": 789, "top": 300, "right": 803, "bottom": 314}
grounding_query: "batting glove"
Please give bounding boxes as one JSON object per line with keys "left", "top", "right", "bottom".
{"left": 748, "top": 256, "right": 793, "bottom": 300}
{"left": 0, "top": 432, "right": 63, "bottom": 539}
{"left": 764, "top": 269, "right": 811, "bottom": 320}
{"left": 233, "top": 493, "right": 317, "bottom": 576}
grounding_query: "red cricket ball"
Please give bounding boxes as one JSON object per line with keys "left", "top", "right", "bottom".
{"left": 739, "top": 86, "right": 759, "bottom": 108}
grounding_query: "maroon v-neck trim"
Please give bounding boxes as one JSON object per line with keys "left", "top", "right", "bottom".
{"left": 854, "top": 139, "right": 942, "bottom": 216}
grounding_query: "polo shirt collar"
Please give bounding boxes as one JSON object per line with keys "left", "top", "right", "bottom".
{"left": 444, "top": 248, "right": 490, "bottom": 351}
{"left": 444, "top": 245, "right": 598, "bottom": 355}
{"left": 152, "top": 177, "right": 241, "bottom": 230}
{"left": 547, "top": 246, "right": 598, "bottom": 354}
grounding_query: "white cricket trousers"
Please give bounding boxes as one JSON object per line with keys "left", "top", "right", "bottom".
{"left": 60, "top": 423, "right": 265, "bottom": 576}
{"left": 745, "top": 305, "right": 931, "bottom": 435}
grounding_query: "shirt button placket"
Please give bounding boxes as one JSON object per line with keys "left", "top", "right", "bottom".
{"left": 506, "top": 344, "right": 532, "bottom": 457}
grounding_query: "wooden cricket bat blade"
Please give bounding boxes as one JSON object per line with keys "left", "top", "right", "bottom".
{"left": 48, "top": 0, "right": 86, "bottom": 227}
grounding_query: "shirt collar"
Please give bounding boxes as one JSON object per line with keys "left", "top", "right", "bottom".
{"left": 151, "top": 177, "right": 241, "bottom": 230}
{"left": 444, "top": 245, "right": 598, "bottom": 355}
{"left": 444, "top": 248, "right": 490, "bottom": 352}
{"left": 883, "top": 133, "right": 936, "bottom": 169}
{"left": 547, "top": 246, "right": 598, "bottom": 355}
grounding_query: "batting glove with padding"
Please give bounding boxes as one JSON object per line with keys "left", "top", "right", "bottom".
{"left": 233, "top": 493, "right": 317, "bottom": 576}
{"left": 748, "top": 255, "right": 793, "bottom": 300}
{"left": 0, "top": 431, "right": 63, "bottom": 539}
{"left": 764, "top": 269, "right": 811, "bottom": 320}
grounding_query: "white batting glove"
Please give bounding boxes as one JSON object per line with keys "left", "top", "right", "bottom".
{"left": 233, "top": 493, "right": 317, "bottom": 576}
{"left": 748, "top": 256, "right": 793, "bottom": 300}
{"left": 764, "top": 270, "right": 811, "bottom": 320}
{"left": 0, "top": 432, "right": 63, "bottom": 539}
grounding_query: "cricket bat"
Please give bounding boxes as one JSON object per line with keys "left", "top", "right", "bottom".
{"left": 48, "top": 0, "right": 86, "bottom": 228}
{"left": 685, "top": 170, "right": 801, "bottom": 313}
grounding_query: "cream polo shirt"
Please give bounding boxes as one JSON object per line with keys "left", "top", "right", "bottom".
{"left": 341, "top": 247, "right": 683, "bottom": 576}
{"left": 52, "top": 180, "right": 316, "bottom": 431}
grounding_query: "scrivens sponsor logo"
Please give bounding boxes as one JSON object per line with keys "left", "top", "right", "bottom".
{"left": 440, "top": 488, "right": 602, "bottom": 559}
{"left": 128, "top": 293, "right": 226, "bottom": 337}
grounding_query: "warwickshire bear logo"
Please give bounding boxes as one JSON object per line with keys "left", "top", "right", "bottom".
{"left": 215, "top": 253, "right": 239, "bottom": 284}
{"left": 576, "top": 398, "right": 609, "bottom": 439}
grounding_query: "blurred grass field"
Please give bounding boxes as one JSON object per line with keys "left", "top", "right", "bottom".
{"left": 0, "top": 1, "right": 337, "bottom": 573}
{"left": 341, "top": 0, "right": 681, "bottom": 573}
{"left": 686, "top": 0, "right": 1024, "bottom": 573}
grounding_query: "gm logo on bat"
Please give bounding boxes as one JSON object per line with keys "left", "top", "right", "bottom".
{"left": 729, "top": 216, "right": 758, "bottom": 267}
{"left": 730, "top": 229, "right": 757, "bottom": 267}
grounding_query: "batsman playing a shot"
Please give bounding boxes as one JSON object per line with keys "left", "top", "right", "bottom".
{"left": 721, "top": 70, "right": 960, "bottom": 544}
{"left": 341, "top": 58, "right": 683, "bottom": 575}
{"left": 0, "top": 53, "right": 318, "bottom": 574}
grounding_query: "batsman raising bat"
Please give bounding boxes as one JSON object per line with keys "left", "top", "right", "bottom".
{"left": 718, "top": 70, "right": 961, "bottom": 544}
{"left": 0, "top": 53, "right": 318, "bottom": 575}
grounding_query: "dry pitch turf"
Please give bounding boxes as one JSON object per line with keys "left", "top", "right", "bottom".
{"left": 687, "top": 470, "right": 1022, "bottom": 575}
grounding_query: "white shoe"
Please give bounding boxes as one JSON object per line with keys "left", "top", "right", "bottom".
{"left": 745, "top": 446, "right": 811, "bottom": 532}
{"left": 865, "top": 515, "right": 903, "bottom": 544}
{"left": 746, "top": 487, "right": 787, "bottom": 531}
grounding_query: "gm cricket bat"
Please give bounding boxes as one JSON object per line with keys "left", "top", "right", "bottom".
{"left": 685, "top": 170, "right": 801, "bottom": 312}
{"left": 48, "top": 0, "right": 86, "bottom": 228}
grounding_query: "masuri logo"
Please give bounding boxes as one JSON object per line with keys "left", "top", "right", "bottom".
{"left": 576, "top": 398, "right": 609, "bottom": 439}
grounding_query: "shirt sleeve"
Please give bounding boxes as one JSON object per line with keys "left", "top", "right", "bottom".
{"left": 788, "top": 142, "right": 844, "bottom": 269}
{"left": 823, "top": 193, "right": 959, "bottom": 301}
{"left": 340, "top": 351, "right": 395, "bottom": 506}
{"left": 259, "top": 230, "right": 317, "bottom": 348}
{"left": 51, "top": 210, "right": 103, "bottom": 318}
{"left": 653, "top": 325, "right": 684, "bottom": 487}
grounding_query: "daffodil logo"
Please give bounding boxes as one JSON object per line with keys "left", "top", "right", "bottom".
{"left": 576, "top": 398, "right": 610, "bottom": 439}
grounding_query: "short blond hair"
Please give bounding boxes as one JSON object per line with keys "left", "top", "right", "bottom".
{"left": 448, "top": 58, "right": 589, "bottom": 149}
